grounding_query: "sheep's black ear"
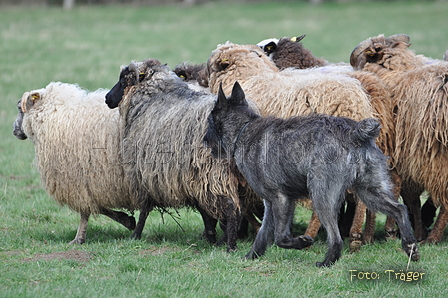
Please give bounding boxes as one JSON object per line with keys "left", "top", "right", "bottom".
{"left": 216, "top": 83, "right": 228, "bottom": 110}
{"left": 264, "top": 41, "right": 277, "bottom": 55}
{"left": 230, "top": 81, "right": 247, "bottom": 106}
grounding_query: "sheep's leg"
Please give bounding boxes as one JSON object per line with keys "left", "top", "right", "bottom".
{"left": 98, "top": 207, "right": 136, "bottom": 231}
{"left": 349, "top": 198, "right": 366, "bottom": 253}
{"left": 130, "top": 200, "right": 153, "bottom": 240}
{"left": 197, "top": 206, "right": 218, "bottom": 244}
{"left": 383, "top": 169, "right": 402, "bottom": 240}
{"left": 246, "top": 200, "right": 275, "bottom": 259}
{"left": 304, "top": 211, "right": 321, "bottom": 238}
{"left": 421, "top": 196, "right": 437, "bottom": 231}
{"left": 401, "top": 187, "right": 426, "bottom": 241}
{"left": 224, "top": 197, "right": 241, "bottom": 252}
{"left": 69, "top": 212, "right": 90, "bottom": 245}
{"left": 237, "top": 217, "right": 250, "bottom": 239}
{"left": 363, "top": 209, "right": 376, "bottom": 245}
{"left": 424, "top": 205, "right": 448, "bottom": 244}
{"left": 238, "top": 212, "right": 261, "bottom": 239}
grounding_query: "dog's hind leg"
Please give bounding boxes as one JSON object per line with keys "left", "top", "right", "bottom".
{"left": 356, "top": 187, "right": 420, "bottom": 262}
{"left": 245, "top": 200, "right": 275, "bottom": 259}
{"left": 312, "top": 201, "right": 344, "bottom": 267}
{"left": 309, "top": 182, "right": 345, "bottom": 267}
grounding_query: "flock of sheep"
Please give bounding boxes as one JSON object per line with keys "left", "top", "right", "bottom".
{"left": 13, "top": 33, "right": 448, "bottom": 266}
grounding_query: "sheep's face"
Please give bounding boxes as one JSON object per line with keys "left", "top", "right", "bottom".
{"left": 13, "top": 99, "right": 27, "bottom": 140}
{"left": 207, "top": 43, "right": 278, "bottom": 94}
{"left": 13, "top": 91, "right": 42, "bottom": 140}
{"left": 209, "top": 44, "right": 266, "bottom": 73}
{"left": 350, "top": 34, "right": 411, "bottom": 70}
{"left": 173, "top": 63, "right": 205, "bottom": 82}
{"left": 106, "top": 59, "right": 163, "bottom": 109}
{"left": 257, "top": 38, "right": 279, "bottom": 56}
{"left": 106, "top": 65, "right": 141, "bottom": 109}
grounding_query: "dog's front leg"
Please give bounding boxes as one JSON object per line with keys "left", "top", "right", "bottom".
{"left": 245, "top": 200, "right": 275, "bottom": 259}
{"left": 271, "top": 193, "right": 313, "bottom": 250}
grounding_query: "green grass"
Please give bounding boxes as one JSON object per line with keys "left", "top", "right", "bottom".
{"left": 1, "top": 1, "right": 448, "bottom": 297}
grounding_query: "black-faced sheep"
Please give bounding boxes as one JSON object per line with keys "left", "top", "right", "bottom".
{"left": 105, "top": 58, "right": 262, "bottom": 251}
{"left": 13, "top": 82, "right": 150, "bottom": 244}
{"left": 257, "top": 34, "right": 327, "bottom": 70}
{"left": 351, "top": 33, "right": 448, "bottom": 243}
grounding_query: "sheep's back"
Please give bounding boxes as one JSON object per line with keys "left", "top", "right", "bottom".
{"left": 121, "top": 90, "right": 240, "bottom": 215}
{"left": 393, "top": 62, "right": 448, "bottom": 206}
{"left": 219, "top": 68, "right": 374, "bottom": 121}
{"left": 349, "top": 71, "right": 395, "bottom": 159}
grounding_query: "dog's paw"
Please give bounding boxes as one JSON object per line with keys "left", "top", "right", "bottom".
{"left": 296, "top": 235, "right": 314, "bottom": 249}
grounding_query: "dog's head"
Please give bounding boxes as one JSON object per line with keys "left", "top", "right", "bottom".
{"left": 204, "top": 81, "right": 257, "bottom": 158}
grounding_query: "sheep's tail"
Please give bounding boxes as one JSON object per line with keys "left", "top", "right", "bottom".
{"left": 354, "top": 118, "right": 381, "bottom": 142}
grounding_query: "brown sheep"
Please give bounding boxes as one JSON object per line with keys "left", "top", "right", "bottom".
{"left": 351, "top": 33, "right": 448, "bottom": 243}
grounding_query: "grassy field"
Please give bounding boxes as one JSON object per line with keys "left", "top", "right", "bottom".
{"left": 1, "top": 1, "right": 448, "bottom": 297}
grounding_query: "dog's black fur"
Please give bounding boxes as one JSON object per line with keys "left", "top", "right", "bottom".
{"left": 204, "top": 82, "right": 420, "bottom": 267}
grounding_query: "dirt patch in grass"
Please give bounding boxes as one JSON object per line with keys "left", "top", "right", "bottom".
{"left": 20, "top": 250, "right": 94, "bottom": 263}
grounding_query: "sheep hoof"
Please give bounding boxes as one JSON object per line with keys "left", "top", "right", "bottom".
{"left": 406, "top": 243, "right": 420, "bottom": 261}
{"left": 349, "top": 233, "right": 362, "bottom": 253}
{"left": 349, "top": 240, "right": 362, "bottom": 253}
{"left": 68, "top": 238, "right": 85, "bottom": 245}
{"left": 420, "top": 237, "right": 439, "bottom": 245}
{"left": 385, "top": 229, "right": 398, "bottom": 241}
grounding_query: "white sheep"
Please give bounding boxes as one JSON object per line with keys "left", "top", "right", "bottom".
{"left": 13, "top": 82, "right": 150, "bottom": 244}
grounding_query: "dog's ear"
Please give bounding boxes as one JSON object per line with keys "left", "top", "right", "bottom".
{"left": 230, "top": 81, "right": 247, "bottom": 106}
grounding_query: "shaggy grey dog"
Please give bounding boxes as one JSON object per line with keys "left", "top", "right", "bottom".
{"left": 204, "top": 82, "right": 420, "bottom": 267}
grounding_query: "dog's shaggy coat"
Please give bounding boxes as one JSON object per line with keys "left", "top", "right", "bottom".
{"left": 204, "top": 82, "right": 419, "bottom": 267}
{"left": 205, "top": 42, "right": 383, "bottom": 251}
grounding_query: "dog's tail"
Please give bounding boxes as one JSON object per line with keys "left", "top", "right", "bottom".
{"left": 354, "top": 118, "right": 381, "bottom": 142}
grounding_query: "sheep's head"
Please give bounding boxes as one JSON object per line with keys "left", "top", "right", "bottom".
{"left": 173, "top": 62, "right": 206, "bottom": 82}
{"left": 350, "top": 34, "right": 411, "bottom": 70}
{"left": 13, "top": 91, "right": 44, "bottom": 140}
{"left": 207, "top": 42, "right": 278, "bottom": 93}
{"left": 257, "top": 34, "right": 306, "bottom": 57}
{"left": 105, "top": 58, "right": 163, "bottom": 109}
{"left": 257, "top": 38, "right": 279, "bottom": 56}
